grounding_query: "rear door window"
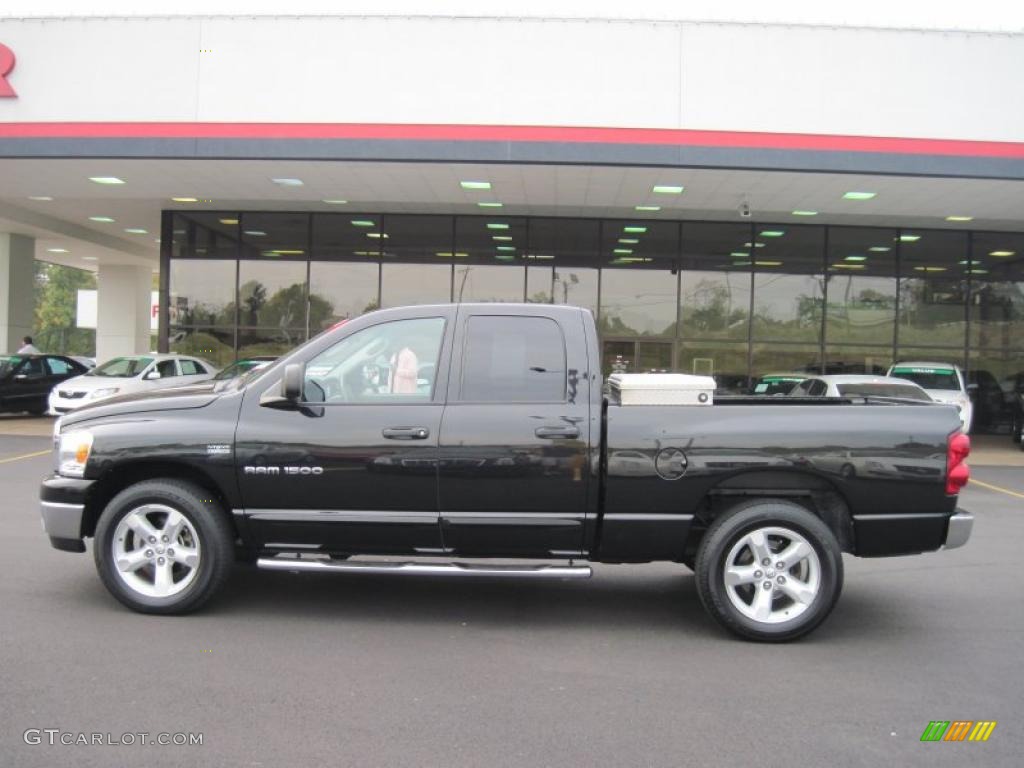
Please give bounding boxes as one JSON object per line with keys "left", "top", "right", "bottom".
{"left": 179, "top": 359, "right": 206, "bottom": 375}
{"left": 459, "top": 316, "right": 566, "bottom": 403}
{"left": 45, "top": 357, "right": 74, "bottom": 375}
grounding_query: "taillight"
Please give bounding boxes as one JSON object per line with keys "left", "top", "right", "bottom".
{"left": 946, "top": 432, "right": 970, "bottom": 495}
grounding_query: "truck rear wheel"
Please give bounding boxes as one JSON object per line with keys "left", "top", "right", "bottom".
{"left": 695, "top": 499, "right": 843, "bottom": 642}
{"left": 93, "top": 480, "right": 234, "bottom": 615}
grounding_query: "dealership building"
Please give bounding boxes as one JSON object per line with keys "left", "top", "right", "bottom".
{"left": 1, "top": 11, "right": 1023, "bottom": 391}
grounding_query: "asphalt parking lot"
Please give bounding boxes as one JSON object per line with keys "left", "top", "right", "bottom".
{"left": 2, "top": 434, "right": 1021, "bottom": 768}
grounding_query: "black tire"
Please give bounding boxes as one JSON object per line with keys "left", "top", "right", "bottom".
{"left": 839, "top": 463, "right": 856, "bottom": 479}
{"left": 93, "top": 479, "right": 234, "bottom": 615}
{"left": 695, "top": 498, "right": 843, "bottom": 642}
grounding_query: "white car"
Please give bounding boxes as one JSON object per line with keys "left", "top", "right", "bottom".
{"left": 886, "top": 362, "right": 972, "bottom": 432}
{"left": 48, "top": 354, "right": 217, "bottom": 414}
{"left": 788, "top": 374, "right": 934, "bottom": 402}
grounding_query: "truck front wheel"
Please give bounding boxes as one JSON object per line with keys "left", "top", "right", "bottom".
{"left": 93, "top": 480, "right": 234, "bottom": 614}
{"left": 695, "top": 499, "right": 843, "bottom": 642}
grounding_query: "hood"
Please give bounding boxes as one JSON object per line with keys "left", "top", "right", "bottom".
{"left": 58, "top": 382, "right": 220, "bottom": 428}
{"left": 925, "top": 390, "right": 968, "bottom": 405}
{"left": 58, "top": 373, "right": 139, "bottom": 392}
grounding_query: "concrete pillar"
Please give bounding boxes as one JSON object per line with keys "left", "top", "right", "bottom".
{"left": 96, "top": 264, "right": 152, "bottom": 363}
{"left": 0, "top": 233, "right": 35, "bottom": 353}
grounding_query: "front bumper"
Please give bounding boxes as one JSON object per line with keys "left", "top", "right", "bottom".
{"left": 40, "top": 475, "right": 94, "bottom": 553}
{"left": 943, "top": 510, "right": 974, "bottom": 550}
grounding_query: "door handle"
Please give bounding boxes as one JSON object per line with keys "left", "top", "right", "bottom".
{"left": 535, "top": 426, "right": 580, "bottom": 439}
{"left": 382, "top": 426, "right": 430, "bottom": 440}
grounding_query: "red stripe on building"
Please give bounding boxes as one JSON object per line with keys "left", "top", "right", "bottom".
{"left": 0, "top": 123, "right": 1023, "bottom": 158}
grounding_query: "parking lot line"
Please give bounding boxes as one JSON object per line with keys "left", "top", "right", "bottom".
{"left": 969, "top": 478, "right": 1024, "bottom": 500}
{"left": 0, "top": 449, "right": 51, "bottom": 464}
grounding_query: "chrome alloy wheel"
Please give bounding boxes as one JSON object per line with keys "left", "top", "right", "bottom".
{"left": 723, "top": 526, "right": 821, "bottom": 624}
{"left": 111, "top": 504, "right": 201, "bottom": 599}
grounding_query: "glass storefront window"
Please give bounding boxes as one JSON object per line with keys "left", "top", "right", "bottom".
{"left": 526, "top": 266, "right": 553, "bottom": 303}
{"left": 308, "top": 261, "right": 380, "bottom": 331}
{"left": 456, "top": 215, "right": 527, "bottom": 265}
{"left": 454, "top": 263, "right": 525, "bottom": 302}
{"left": 681, "top": 222, "right": 754, "bottom": 341}
{"left": 825, "top": 227, "right": 898, "bottom": 346}
{"left": 237, "top": 260, "right": 308, "bottom": 329}
{"left": 380, "top": 263, "right": 452, "bottom": 308}
{"left": 386, "top": 215, "right": 454, "bottom": 262}
{"left": 824, "top": 345, "right": 893, "bottom": 375}
{"left": 678, "top": 341, "right": 748, "bottom": 392}
{"left": 313, "top": 213, "right": 381, "bottom": 261}
{"left": 599, "top": 268, "right": 677, "bottom": 338}
{"left": 169, "top": 326, "right": 235, "bottom": 367}
{"left": 169, "top": 259, "right": 236, "bottom": 326}
{"left": 968, "top": 231, "right": 1024, "bottom": 351}
{"left": 751, "top": 343, "right": 822, "bottom": 378}
{"left": 171, "top": 213, "right": 239, "bottom": 260}
{"left": 898, "top": 229, "right": 968, "bottom": 349}
{"left": 239, "top": 213, "right": 309, "bottom": 260}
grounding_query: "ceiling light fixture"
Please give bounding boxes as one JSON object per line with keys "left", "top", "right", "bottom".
{"left": 989, "top": 250, "right": 1015, "bottom": 257}
{"left": 351, "top": 220, "right": 375, "bottom": 227}
{"left": 171, "top": 197, "right": 198, "bottom": 203}
{"left": 28, "top": 195, "right": 54, "bottom": 201}
{"left": 219, "top": 218, "right": 239, "bottom": 225}
{"left": 82, "top": 256, "right": 98, "bottom": 261}
{"left": 89, "top": 176, "right": 125, "bottom": 185}
{"left": 271, "top": 178, "right": 304, "bottom": 186}
{"left": 869, "top": 246, "right": 891, "bottom": 252}
{"left": 652, "top": 185, "right": 684, "bottom": 195}
{"left": 635, "top": 206, "right": 661, "bottom": 212}
{"left": 843, "top": 191, "right": 876, "bottom": 200}
{"left": 244, "top": 230, "right": 267, "bottom": 236}
{"left": 899, "top": 234, "right": 921, "bottom": 242}
{"left": 486, "top": 223, "right": 510, "bottom": 230}
{"left": 46, "top": 247, "right": 69, "bottom": 253}
{"left": 460, "top": 181, "right": 492, "bottom": 190}
{"left": 759, "top": 230, "right": 785, "bottom": 238}
{"left": 791, "top": 210, "right": 817, "bottom": 216}
{"left": 914, "top": 266, "right": 946, "bottom": 272}
{"left": 124, "top": 228, "right": 148, "bottom": 234}
{"left": 492, "top": 236, "right": 513, "bottom": 241}
{"left": 945, "top": 215, "right": 973, "bottom": 222}
{"left": 844, "top": 255, "right": 867, "bottom": 262}
{"left": 322, "top": 199, "right": 348, "bottom": 205}
{"left": 755, "top": 260, "right": 783, "bottom": 266}
{"left": 623, "top": 226, "right": 647, "bottom": 234}
{"left": 619, "top": 238, "right": 639, "bottom": 244}
{"left": 89, "top": 216, "right": 115, "bottom": 223}
{"left": 477, "top": 202, "right": 504, "bottom": 208}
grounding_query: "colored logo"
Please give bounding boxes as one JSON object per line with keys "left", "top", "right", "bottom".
{"left": 0, "top": 43, "right": 15, "bottom": 98}
{"left": 920, "top": 720, "right": 997, "bottom": 742}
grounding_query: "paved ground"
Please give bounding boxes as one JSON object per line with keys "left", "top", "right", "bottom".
{"left": 1, "top": 435, "right": 1021, "bottom": 767}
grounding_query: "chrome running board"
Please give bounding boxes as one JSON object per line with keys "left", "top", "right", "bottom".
{"left": 256, "top": 557, "right": 591, "bottom": 579}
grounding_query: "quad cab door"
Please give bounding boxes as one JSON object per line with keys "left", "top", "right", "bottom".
{"left": 236, "top": 309, "right": 455, "bottom": 555}
{"left": 437, "top": 306, "right": 594, "bottom": 557}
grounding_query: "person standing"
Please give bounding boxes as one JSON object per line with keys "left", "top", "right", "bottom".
{"left": 17, "top": 336, "right": 40, "bottom": 354}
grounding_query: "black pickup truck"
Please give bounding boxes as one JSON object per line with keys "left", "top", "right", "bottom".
{"left": 40, "top": 303, "right": 973, "bottom": 641}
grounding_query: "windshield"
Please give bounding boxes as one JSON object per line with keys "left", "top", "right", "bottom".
{"left": 752, "top": 376, "right": 804, "bottom": 395}
{"left": 837, "top": 383, "right": 932, "bottom": 401}
{"left": 88, "top": 356, "right": 154, "bottom": 378}
{"left": 213, "top": 359, "right": 272, "bottom": 381}
{"left": 0, "top": 355, "right": 25, "bottom": 377}
{"left": 890, "top": 367, "right": 960, "bottom": 391}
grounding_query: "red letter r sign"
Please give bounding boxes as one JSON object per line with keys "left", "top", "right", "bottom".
{"left": 0, "top": 43, "right": 16, "bottom": 97}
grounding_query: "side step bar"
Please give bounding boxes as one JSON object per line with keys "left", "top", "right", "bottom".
{"left": 256, "top": 557, "right": 592, "bottom": 579}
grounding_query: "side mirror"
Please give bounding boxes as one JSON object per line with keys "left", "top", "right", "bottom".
{"left": 260, "top": 362, "right": 305, "bottom": 410}
{"left": 144, "top": 370, "right": 162, "bottom": 380}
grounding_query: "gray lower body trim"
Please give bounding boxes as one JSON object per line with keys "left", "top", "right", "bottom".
{"left": 852, "top": 513, "right": 949, "bottom": 521}
{"left": 40, "top": 500, "right": 85, "bottom": 541}
{"left": 245, "top": 509, "right": 437, "bottom": 524}
{"left": 943, "top": 511, "right": 974, "bottom": 550}
{"left": 602, "top": 513, "right": 694, "bottom": 521}
{"left": 257, "top": 557, "right": 592, "bottom": 579}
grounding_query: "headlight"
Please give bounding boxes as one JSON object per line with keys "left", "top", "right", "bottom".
{"left": 57, "top": 431, "right": 94, "bottom": 478}
{"left": 89, "top": 388, "right": 120, "bottom": 399}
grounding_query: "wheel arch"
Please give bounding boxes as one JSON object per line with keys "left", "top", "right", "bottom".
{"left": 688, "top": 470, "right": 855, "bottom": 557}
{"left": 82, "top": 461, "right": 237, "bottom": 540}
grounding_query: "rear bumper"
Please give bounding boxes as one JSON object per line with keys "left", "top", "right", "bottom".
{"left": 40, "top": 475, "right": 94, "bottom": 554}
{"left": 943, "top": 510, "right": 973, "bottom": 550}
{"left": 853, "top": 508, "right": 972, "bottom": 556}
